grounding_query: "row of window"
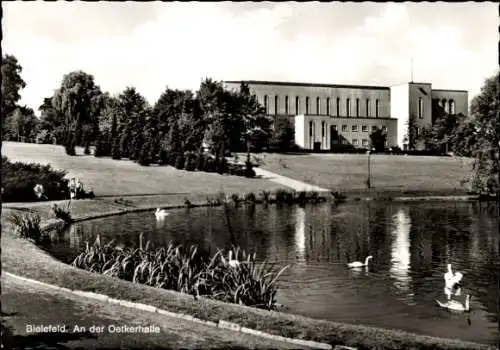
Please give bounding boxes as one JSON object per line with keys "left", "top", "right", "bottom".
{"left": 434, "top": 98, "right": 456, "bottom": 114}
{"left": 263, "top": 95, "right": 381, "bottom": 118}
{"left": 309, "top": 121, "right": 387, "bottom": 137}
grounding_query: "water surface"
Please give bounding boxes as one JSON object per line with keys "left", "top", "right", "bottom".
{"left": 50, "top": 201, "right": 499, "bottom": 345}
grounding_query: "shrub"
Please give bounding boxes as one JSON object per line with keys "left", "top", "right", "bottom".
{"left": 158, "top": 149, "right": 168, "bottom": 166}
{"left": 230, "top": 193, "right": 240, "bottom": 206}
{"left": 175, "top": 153, "right": 185, "bottom": 170}
{"left": 204, "top": 156, "right": 216, "bottom": 172}
{"left": 50, "top": 203, "right": 73, "bottom": 223}
{"left": 195, "top": 153, "right": 206, "bottom": 171}
{"left": 184, "top": 152, "right": 197, "bottom": 171}
{"left": 244, "top": 157, "right": 256, "bottom": 178}
{"left": 8, "top": 212, "right": 46, "bottom": 244}
{"left": 244, "top": 192, "right": 257, "bottom": 204}
{"left": 2, "top": 157, "right": 69, "bottom": 202}
{"left": 168, "top": 152, "right": 179, "bottom": 167}
{"left": 137, "top": 144, "right": 151, "bottom": 166}
{"left": 111, "top": 141, "right": 121, "bottom": 160}
{"left": 216, "top": 157, "right": 229, "bottom": 174}
{"left": 259, "top": 190, "right": 271, "bottom": 204}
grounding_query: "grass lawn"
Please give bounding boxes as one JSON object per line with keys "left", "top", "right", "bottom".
{"left": 245, "top": 152, "right": 475, "bottom": 197}
{"left": 2, "top": 142, "right": 287, "bottom": 197}
{"left": 1, "top": 212, "right": 493, "bottom": 350}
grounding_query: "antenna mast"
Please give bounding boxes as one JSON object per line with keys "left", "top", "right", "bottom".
{"left": 411, "top": 57, "right": 414, "bottom": 83}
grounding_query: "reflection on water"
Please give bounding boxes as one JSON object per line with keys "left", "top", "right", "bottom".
{"left": 51, "top": 201, "right": 499, "bottom": 345}
{"left": 294, "top": 207, "right": 306, "bottom": 265}
{"left": 389, "top": 208, "right": 414, "bottom": 303}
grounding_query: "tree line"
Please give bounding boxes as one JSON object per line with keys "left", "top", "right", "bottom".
{"left": 1, "top": 53, "right": 498, "bottom": 195}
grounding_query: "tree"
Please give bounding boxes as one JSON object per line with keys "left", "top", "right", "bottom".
{"left": 1, "top": 54, "right": 27, "bottom": 138}
{"left": 454, "top": 71, "right": 499, "bottom": 195}
{"left": 7, "top": 106, "right": 39, "bottom": 143}
{"left": 52, "top": 71, "right": 104, "bottom": 152}
{"left": 270, "top": 118, "right": 295, "bottom": 151}
{"left": 369, "top": 127, "right": 387, "bottom": 152}
{"left": 38, "top": 97, "right": 64, "bottom": 144}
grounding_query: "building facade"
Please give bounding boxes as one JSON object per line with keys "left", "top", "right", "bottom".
{"left": 224, "top": 80, "right": 468, "bottom": 151}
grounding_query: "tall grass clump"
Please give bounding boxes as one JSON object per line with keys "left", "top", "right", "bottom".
{"left": 50, "top": 202, "right": 73, "bottom": 223}
{"left": 72, "top": 235, "right": 288, "bottom": 310}
{"left": 8, "top": 212, "right": 47, "bottom": 244}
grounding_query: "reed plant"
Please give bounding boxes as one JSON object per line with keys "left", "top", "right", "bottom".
{"left": 50, "top": 202, "right": 73, "bottom": 223}
{"left": 8, "top": 212, "right": 47, "bottom": 244}
{"left": 72, "top": 235, "right": 288, "bottom": 310}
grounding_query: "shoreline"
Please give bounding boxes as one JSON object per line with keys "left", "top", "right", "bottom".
{"left": 2, "top": 197, "right": 496, "bottom": 349}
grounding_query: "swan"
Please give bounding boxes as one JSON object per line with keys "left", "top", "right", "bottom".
{"left": 444, "top": 264, "right": 463, "bottom": 289}
{"left": 227, "top": 250, "right": 240, "bottom": 268}
{"left": 155, "top": 208, "right": 169, "bottom": 220}
{"left": 347, "top": 256, "right": 373, "bottom": 268}
{"left": 436, "top": 294, "right": 471, "bottom": 312}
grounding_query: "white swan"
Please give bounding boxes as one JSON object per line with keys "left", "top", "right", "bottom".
{"left": 436, "top": 294, "right": 471, "bottom": 312}
{"left": 347, "top": 256, "right": 373, "bottom": 268}
{"left": 444, "top": 264, "right": 463, "bottom": 289}
{"left": 155, "top": 208, "right": 169, "bottom": 220}
{"left": 227, "top": 250, "right": 240, "bottom": 268}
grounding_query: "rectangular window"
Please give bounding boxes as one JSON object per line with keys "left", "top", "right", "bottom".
{"left": 326, "top": 98, "right": 331, "bottom": 116}
{"left": 274, "top": 95, "right": 279, "bottom": 115}
{"left": 321, "top": 121, "right": 325, "bottom": 138}
{"left": 341, "top": 125, "right": 347, "bottom": 132}
{"left": 336, "top": 98, "right": 340, "bottom": 116}
{"left": 346, "top": 98, "right": 351, "bottom": 117}
{"left": 309, "top": 121, "right": 314, "bottom": 136}
{"left": 418, "top": 98, "right": 423, "bottom": 119}
{"left": 305, "top": 97, "right": 310, "bottom": 115}
{"left": 316, "top": 97, "right": 321, "bottom": 115}
{"left": 285, "top": 96, "right": 289, "bottom": 114}
{"left": 375, "top": 99, "right": 380, "bottom": 118}
{"left": 366, "top": 99, "right": 370, "bottom": 117}
{"left": 356, "top": 98, "right": 360, "bottom": 117}
{"left": 371, "top": 125, "right": 378, "bottom": 132}
{"left": 295, "top": 96, "right": 300, "bottom": 115}
{"left": 352, "top": 139, "right": 358, "bottom": 145}
{"left": 362, "top": 139, "right": 369, "bottom": 147}
{"left": 264, "top": 95, "right": 269, "bottom": 114}
{"left": 352, "top": 125, "right": 358, "bottom": 132}
{"left": 362, "top": 125, "right": 368, "bottom": 132}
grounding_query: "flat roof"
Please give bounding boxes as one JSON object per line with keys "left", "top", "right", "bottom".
{"left": 431, "top": 89, "right": 468, "bottom": 93}
{"left": 224, "top": 80, "right": 390, "bottom": 91}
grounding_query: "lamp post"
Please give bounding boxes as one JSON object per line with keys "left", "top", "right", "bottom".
{"left": 366, "top": 149, "right": 372, "bottom": 189}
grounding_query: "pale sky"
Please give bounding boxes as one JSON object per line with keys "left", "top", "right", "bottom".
{"left": 3, "top": 2, "right": 498, "bottom": 116}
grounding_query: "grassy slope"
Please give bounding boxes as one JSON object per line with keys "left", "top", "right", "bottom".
{"left": 2, "top": 142, "right": 286, "bottom": 197}
{"left": 246, "top": 152, "right": 474, "bottom": 196}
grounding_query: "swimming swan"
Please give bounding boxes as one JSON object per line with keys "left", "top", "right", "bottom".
{"left": 155, "top": 208, "right": 169, "bottom": 219}
{"left": 347, "top": 256, "right": 373, "bottom": 268}
{"left": 444, "top": 264, "right": 463, "bottom": 289}
{"left": 436, "top": 294, "right": 471, "bottom": 312}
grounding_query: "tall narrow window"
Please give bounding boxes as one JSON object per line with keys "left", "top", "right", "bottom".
{"left": 356, "top": 98, "right": 360, "bottom": 117}
{"left": 449, "top": 99, "right": 455, "bottom": 114}
{"left": 346, "top": 98, "right": 351, "bottom": 117}
{"left": 375, "top": 99, "right": 380, "bottom": 118}
{"left": 264, "top": 95, "right": 269, "bottom": 114}
{"left": 366, "top": 99, "right": 370, "bottom": 117}
{"left": 309, "top": 121, "right": 314, "bottom": 136}
{"left": 316, "top": 97, "right": 321, "bottom": 115}
{"left": 295, "top": 96, "right": 300, "bottom": 115}
{"left": 274, "top": 95, "right": 279, "bottom": 115}
{"left": 321, "top": 121, "right": 325, "bottom": 138}
{"left": 285, "top": 96, "right": 289, "bottom": 115}
{"left": 336, "top": 98, "right": 340, "bottom": 116}
{"left": 305, "top": 97, "right": 310, "bottom": 115}
{"left": 326, "top": 97, "right": 331, "bottom": 116}
{"left": 418, "top": 98, "right": 423, "bottom": 119}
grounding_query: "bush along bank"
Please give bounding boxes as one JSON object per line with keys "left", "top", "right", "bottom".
{"left": 72, "top": 234, "right": 288, "bottom": 311}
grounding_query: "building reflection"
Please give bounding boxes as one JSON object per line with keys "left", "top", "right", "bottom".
{"left": 295, "top": 206, "right": 307, "bottom": 265}
{"left": 389, "top": 208, "right": 414, "bottom": 303}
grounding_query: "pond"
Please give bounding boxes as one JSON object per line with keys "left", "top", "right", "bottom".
{"left": 49, "top": 201, "right": 499, "bottom": 345}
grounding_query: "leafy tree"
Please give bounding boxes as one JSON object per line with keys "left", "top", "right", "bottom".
{"left": 1, "top": 54, "right": 27, "bottom": 138}
{"left": 38, "top": 97, "right": 64, "bottom": 144}
{"left": 6, "top": 106, "right": 39, "bottom": 143}
{"left": 369, "top": 127, "right": 387, "bottom": 152}
{"left": 52, "top": 71, "right": 104, "bottom": 151}
{"left": 270, "top": 118, "right": 295, "bottom": 151}
{"left": 454, "top": 71, "right": 499, "bottom": 195}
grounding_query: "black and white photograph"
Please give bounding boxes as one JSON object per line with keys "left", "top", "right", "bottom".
{"left": 1, "top": 2, "right": 498, "bottom": 349}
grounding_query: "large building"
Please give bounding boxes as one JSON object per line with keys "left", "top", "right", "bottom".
{"left": 223, "top": 80, "right": 468, "bottom": 151}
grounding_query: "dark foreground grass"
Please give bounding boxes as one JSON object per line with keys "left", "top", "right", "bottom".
{"left": 1, "top": 216, "right": 493, "bottom": 350}
{"left": 247, "top": 152, "right": 475, "bottom": 196}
